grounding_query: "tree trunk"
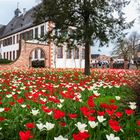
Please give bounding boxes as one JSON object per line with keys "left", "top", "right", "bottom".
{"left": 84, "top": 41, "right": 90, "bottom": 75}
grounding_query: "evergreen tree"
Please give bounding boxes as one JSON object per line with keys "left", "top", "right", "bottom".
{"left": 34, "top": 0, "right": 133, "bottom": 75}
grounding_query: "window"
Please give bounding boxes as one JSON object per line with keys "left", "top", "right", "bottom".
{"left": 13, "top": 36, "right": 15, "bottom": 44}
{"left": 21, "top": 33, "right": 25, "bottom": 40}
{"left": 57, "top": 47, "right": 63, "bottom": 58}
{"left": 66, "top": 49, "right": 72, "bottom": 59}
{"left": 29, "top": 30, "right": 33, "bottom": 40}
{"left": 40, "top": 49, "right": 45, "bottom": 58}
{"left": 7, "top": 52, "right": 8, "bottom": 59}
{"left": 35, "top": 28, "right": 38, "bottom": 39}
{"left": 74, "top": 48, "right": 79, "bottom": 59}
{"left": 4, "top": 52, "right": 5, "bottom": 59}
{"left": 25, "top": 32, "right": 29, "bottom": 41}
{"left": 82, "top": 48, "right": 85, "bottom": 59}
{"left": 17, "top": 34, "right": 19, "bottom": 43}
{"left": 13, "top": 51, "right": 15, "bottom": 60}
{"left": 10, "top": 51, "right": 12, "bottom": 60}
{"left": 40, "top": 25, "right": 44, "bottom": 37}
{"left": 35, "top": 49, "right": 38, "bottom": 59}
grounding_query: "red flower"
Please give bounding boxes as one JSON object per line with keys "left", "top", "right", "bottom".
{"left": 108, "top": 119, "right": 121, "bottom": 132}
{"left": 100, "top": 103, "right": 109, "bottom": 109}
{"left": 0, "top": 117, "right": 6, "bottom": 121}
{"left": 19, "top": 130, "right": 33, "bottom": 140}
{"left": 109, "top": 104, "right": 118, "bottom": 110}
{"left": 9, "top": 102, "right": 15, "bottom": 106}
{"left": 125, "top": 109, "right": 134, "bottom": 116}
{"left": 73, "top": 131, "right": 90, "bottom": 140}
{"left": 41, "top": 106, "right": 52, "bottom": 113}
{"left": 53, "top": 110, "right": 65, "bottom": 120}
{"left": 110, "top": 124, "right": 121, "bottom": 132}
{"left": 25, "top": 123, "right": 35, "bottom": 129}
{"left": 87, "top": 97, "right": 95, "bottom": 108}
{"left": 137, "top": 120, "right": 140, "bottom": 126}
{"left": 105, "top": 109, "right": 114, "bottom": 116}
{"left": 68, "top": 113, "right": 77, "bottom": 119}
{"left": 115, "top": 112, "right": 123, "bottom": 118}
{"left": 109, "top": 99, "right": 115, "bottom": 103}
{"left": 97, "top": 111, "right": 105, "bottom": 116}
{"left": 87, "top": 116, "right": 96, "bottom": 121}
{"left": 17, "top": 98, "right": 24, "bottom": 104}
{"left": 59, "top": 122, "right": 66, "bottom": 127}
{"left": 4, "top": 107, "right": 10, "bottom": 112}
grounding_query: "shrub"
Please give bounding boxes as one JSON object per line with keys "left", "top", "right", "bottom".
{"left": 32, "top": 60, "right": 45, "bottom": 68}
{"left": 0, "top": 59, "right": 13, "bottom": 64}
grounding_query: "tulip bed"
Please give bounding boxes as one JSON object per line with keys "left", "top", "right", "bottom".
{"left": 0, "top": 68, "right": 140, "bottom": 140}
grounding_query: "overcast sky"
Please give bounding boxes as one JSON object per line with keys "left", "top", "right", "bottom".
{"left": 0, "top": 0, "right": 139, "bottom": 56}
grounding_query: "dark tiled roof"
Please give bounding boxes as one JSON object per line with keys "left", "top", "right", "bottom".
{"left": 0, "top": 7, "right": 35, "bottom": 39}
{"left": 0, "top": 25, "right": 6, "bottom": 36}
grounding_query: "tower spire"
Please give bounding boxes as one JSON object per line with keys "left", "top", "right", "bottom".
{"left": 14, "top": 2, "right": 21, "bottom": 17}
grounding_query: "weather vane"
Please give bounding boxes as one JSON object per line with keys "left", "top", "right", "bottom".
{"left": 17, "top": 2, "right": 19, "bottom": 9}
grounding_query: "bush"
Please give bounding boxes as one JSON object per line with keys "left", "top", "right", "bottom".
{"left": 113, "top": 63, "right": 124, "bottom": 69}
{"left": 32, "top": 60, "right": 45, "bottom": 68}
{"left": 0, "top": 59, "right": 13, "bottom": 64}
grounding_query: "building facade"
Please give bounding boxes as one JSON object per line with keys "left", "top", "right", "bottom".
{"left": 0, "top": 7, "right": 85, "bottom": 68}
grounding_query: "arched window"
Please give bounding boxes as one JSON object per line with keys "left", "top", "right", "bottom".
{"left": 35, "top": 49, "right": 38, "bottom": 59}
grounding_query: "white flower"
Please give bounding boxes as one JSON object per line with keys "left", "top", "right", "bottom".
{"left": 129, "top": 102, "right": 136, "bottom": 110}
{"left": 48, "top": 111, "right": 53, "bottom": 115}
{"left": 106, "top": 133, "right": 120, "bottom": 140}
{"left": 75, "top": 122, "right": 87, "bottom": 132}
{"left": 54, "top": 135, "right": 68, "bottom": 140}
{"left": 60, "top": 99, "right": 64, "bottom": 103}
{"left": 44, "top": 122, "right": 55, "bottom": 131}
{"left": 31, "top": 109, "right": 39, "bottom": 116}
{"left": 36, "top": 123, "right": 44, "bottom": 130}
{"left": 97, "top": 116, "right": 106, "bottom": 123}
{"left": 129, "top": 102, "right": 136, "bottom": 105}
{"left": 93, "top": 91, "right": 100, "bottom": 96}
{"left": 40, "top": 97, "right": 47, "bottom": 102}
{"left": 57, "top": 104, "right": 63, "bottom": 108}
{"left": 88, "top": 121, "right": 98, "bottom": 128}
{"left": 0, "top": 108, "right": 4, "bottom": 112}
{"left": 6, "top": 94, "right": 12, "bottom": 98}
{"left": 0, "top": 127, "right": 2, "bottom": 130}
{"left": 115, "top": 96, "right": 121, "bottom": 100}
{"left": 21, "top": 104, "right": 26, "bottom": 108}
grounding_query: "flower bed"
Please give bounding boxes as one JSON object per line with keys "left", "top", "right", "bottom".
{"left": 0, "top": 68, "right": 140, "bottom": 140}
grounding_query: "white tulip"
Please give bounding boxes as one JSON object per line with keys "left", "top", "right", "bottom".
{"left": 115, "top": 96, "right": 121, "bottom": 100}
{"left": 106, "top": 133, "right": 120, "bottom": 140}
{"left": 36, "top": 123, "right": 44, "bottom": 130}
{"left": 88, "top": 121, "right": 98, "bottom": 128}
{"left": 6, "top": 94, "right": 12, "bottom": 98}
{"left": 21, "top": 104, "right": 26, "bottom": 108}
{"left": 75, "top": 122, "right": 87, "bottom": 132}
{"left": 97, "top": 116, "right": 106, "bottom": 123}
{"left": 31, "top": 109, "right": 39, "bottom": 116}
{"left": 44, "top": 122, "right": 55, "bottom": 131}
{"left": 0, "top": 108, "right": 4, "bottom": 112}
{"left": 54, "top": 135, "right": 68, "bottom": 140}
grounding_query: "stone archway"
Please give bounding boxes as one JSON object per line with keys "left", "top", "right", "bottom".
{"left": 0, "top": 40, "right": 53, "bottom": 69}
{"left": 29, "top": 47, "right": 46, "bottom": 68}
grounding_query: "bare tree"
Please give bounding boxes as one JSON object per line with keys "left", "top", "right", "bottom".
{"left": 112, "top": 39, "right": 131, "bottom": 60}
{"left": 128, "top": 31, "right": 140, "bottom": 59}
